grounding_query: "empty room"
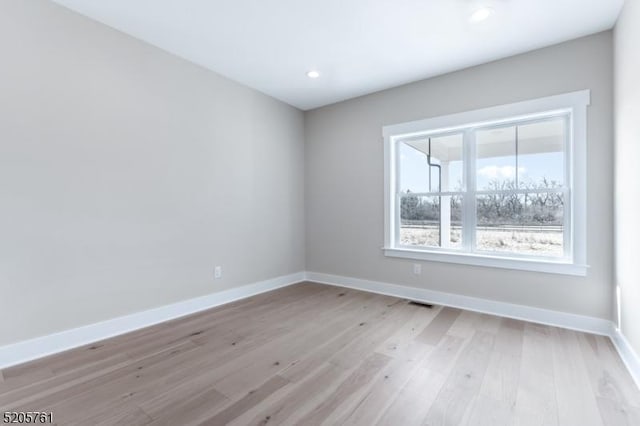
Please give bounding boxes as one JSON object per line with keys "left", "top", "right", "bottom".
{"left": 1, "top": 0, "right": 639, "bottom": 425}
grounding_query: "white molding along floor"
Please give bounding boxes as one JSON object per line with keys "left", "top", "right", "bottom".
{"left": 305, "top": 272, "right": 611, "bottom": 335}
{"left": 0, "top": 271, "right": 305, "bottom": 370}
{"left": 610, "top": 326, "right": 640, "bottom": 390}
{"left": 1, "top": 270, "right": 638, "bottom": 390}
{"left": 306, "top": 271, "right": 640, "bottom": 390}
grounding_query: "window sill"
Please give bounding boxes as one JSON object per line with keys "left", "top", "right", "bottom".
{"left": 383, "top": 247, "right": 588, "bottom": 276}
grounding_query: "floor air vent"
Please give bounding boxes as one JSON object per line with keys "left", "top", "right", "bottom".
{"left": 408, "top": 301, "right": 434, "bottom": 309}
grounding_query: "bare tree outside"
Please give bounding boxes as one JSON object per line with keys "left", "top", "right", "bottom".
{"left": 397, "top": 116, "right": 566, "bottom": 257}
{"left": 400, "top": 177, "right": 564, "bottom": 256}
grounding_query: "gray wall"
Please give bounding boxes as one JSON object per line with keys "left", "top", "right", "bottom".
{"left": 0, "top": 0, "right": 620, "bottom": 349}
{"left": 0, "top": 0, "right": 305, "bottom": 346}
{"left": 614, "top": 1, "right": 640, "bottom": 355}
{"left": 305, "top": 32, "right": 614, "bottom": 319}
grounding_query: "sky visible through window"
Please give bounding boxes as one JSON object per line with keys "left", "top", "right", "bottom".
{"left": 399, "top": 144, "right": 563, "bottom": 193}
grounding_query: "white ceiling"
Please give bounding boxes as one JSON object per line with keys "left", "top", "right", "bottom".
{"left": 51, "top": 0, "right": 624, "bottom": 110}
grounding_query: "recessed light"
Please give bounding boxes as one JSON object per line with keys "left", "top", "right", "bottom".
{"left": 306, "top": 70, "right": 320, "bottom": 79}
{"left": 469, "top": 7, "right": 494, "bottom": 23}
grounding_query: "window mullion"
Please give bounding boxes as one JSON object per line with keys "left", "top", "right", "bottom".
{"left": 563, "top": 113, "right": 572, "bottom": 261}
{"left": 394, "top": 139, "right": 401, "bottom": 248}
{"left": 463, "top": 129, "right": 477, "bottom": 253}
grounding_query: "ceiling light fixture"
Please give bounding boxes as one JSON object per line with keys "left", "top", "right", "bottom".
{"left": 306, "top": 70, "right": 320, "bottom": 79}
{"left": 469, "top": 7, "right": 494, "bottom": 23}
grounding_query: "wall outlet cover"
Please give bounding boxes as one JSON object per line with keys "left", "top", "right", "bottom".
{"left": 413, "top": 264, "right": 422, "bottom": 275}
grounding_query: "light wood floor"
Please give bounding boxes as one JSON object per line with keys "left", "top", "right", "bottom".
{"left": 1, "top": 283, "right": 639, "bottom": 425}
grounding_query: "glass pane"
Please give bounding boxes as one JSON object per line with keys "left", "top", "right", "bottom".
{"left": 399, "top": 141, "right": 429, "bottom": 193}
{"left": 476, "top": 125, "right": 517, "bottom": 191}
{"left": 400, "top": 195, "right": 463, "bottom": 249}
{"left": 476, "top": 192, "right": 564, "bottom": 257}
{"left": 517, "top": 119, "right": 565, "bottom": 189}
{"left": 399, "top": 134, "right": 463, "bottom": 193}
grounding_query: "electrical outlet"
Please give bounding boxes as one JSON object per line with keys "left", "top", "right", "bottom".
{"left": 413, "top": 263, "right": 422, "bottom": 275}
{"left": 214, "top": 266, "right": 222, "bottom": 279}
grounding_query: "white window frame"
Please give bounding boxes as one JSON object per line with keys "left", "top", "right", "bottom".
{"left": 383, "top": 90, "right": 589, "bottom": 276}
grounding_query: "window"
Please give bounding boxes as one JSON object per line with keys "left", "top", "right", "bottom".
{"left": 383, "top": 91, "right": 589, "bottom": 275}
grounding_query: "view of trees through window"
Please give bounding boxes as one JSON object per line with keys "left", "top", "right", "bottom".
{"left": 398, "top": 117, "right": 566, "bottom": 257}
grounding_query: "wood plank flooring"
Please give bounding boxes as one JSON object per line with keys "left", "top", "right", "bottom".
{"left": 1, "top": 282, "right": 639, "bottom": 425}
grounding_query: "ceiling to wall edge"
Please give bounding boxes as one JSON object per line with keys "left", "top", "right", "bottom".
{"left": 49, "top": 0, "right": 621, "bottom": 112}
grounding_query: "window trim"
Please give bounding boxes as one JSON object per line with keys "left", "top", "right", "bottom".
{"left": 383, "top": 90, "right": 590, "bottom": 276}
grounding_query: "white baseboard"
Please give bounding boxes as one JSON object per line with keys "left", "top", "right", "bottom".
{"left": 306, "top": 271, "right": 640, "bottom": 390}
{"left": 610, "top": 326, "right": 640, "bottom": 390}
{"left": 0, "top": 271, "right": 305, "bottom": 370}
{"left": 306, "top": 272, "right": 612, "bottom": 336}
{"left": 3, "top": 269, "right": 638, "bottom": 393}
